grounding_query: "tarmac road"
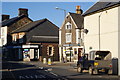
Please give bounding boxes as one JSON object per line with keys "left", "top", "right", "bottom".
{"left": 1, "top": 61, "right": 120, "bottom": 80}
{"left": 1, "top": 61, "right": 65, "bottom": 80}
{"left": 24, "top": 61, "right": 120, "bottom": 80}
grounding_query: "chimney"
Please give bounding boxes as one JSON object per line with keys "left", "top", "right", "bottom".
{"left": 76, "top": 6, "right": 83, "bottom": 14}
{"left": 2, "top": 14, "right": 10, "bottom": 21}
{"left": 18, "top": 8, "right": 28, "bottom": 17}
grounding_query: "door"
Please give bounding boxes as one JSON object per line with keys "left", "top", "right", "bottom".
{"left": 34, "top": 49, "right": 38, "bottom": 59}
{"left": 78, "top": 48, "right": 83, "bottom": 60}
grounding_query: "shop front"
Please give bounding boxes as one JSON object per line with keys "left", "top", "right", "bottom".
{"left": 62, "top": 44, "right": 83, "bottom": 62}
{"left": 22, "top": 45, "right": 40, "bottom": 61}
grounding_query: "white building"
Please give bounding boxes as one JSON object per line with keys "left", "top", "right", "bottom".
{"left": 83, "top": 1, "right": 120, "bottom": 75}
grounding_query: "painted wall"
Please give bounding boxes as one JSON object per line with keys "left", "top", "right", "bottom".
{"left": 118, "top": 6, "right": 120, "bottom": 76}
{"left": 84, "top": 6, "right": 119, "bottom": 58}
{"left": 0, "top": 26, "right": 7, "bottom": 46}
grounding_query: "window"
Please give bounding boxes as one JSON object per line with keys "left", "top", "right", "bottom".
{"left": 47, "top": 45, "right": 54, "bottom": 56}
{"left": 19, "top": 33, "right": 25, "bottom": 43}
{"left": 66, "top": 33, "right": 72, "bottom": 43}
{"left": 65, "top": 22, "right": 72, "bottom": 29}
{"left": 12, "top": 34, "right": 17, "bottom": 42}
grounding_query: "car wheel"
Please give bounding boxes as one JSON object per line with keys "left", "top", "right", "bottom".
{"left": 89, "top": 66, "right": 93, "bottom": 75}
{"left": 77, "top": 64, "right": 82, "bottom": 73}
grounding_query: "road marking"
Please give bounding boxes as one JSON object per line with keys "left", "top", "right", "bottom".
{"left": 19, "top": 75, "right": 46, "bottom": 79}
{"left": 50, "top": 72, "right": 58, "bottom": 76}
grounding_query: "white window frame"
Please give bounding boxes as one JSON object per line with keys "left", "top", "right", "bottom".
{"left": 13, "top": 35, "right": 17, "bottom": 42}
{"left": 66, "top": 33, "right": 72, "bottom": 43}
{"left": 19, "top": 34, "right": 24, "bottom": 43}
{"left": 47, "top": 46, "right": 54, "bottom": 56}
{"left": 65, "top": 22, "right": 72, "bottom": 29}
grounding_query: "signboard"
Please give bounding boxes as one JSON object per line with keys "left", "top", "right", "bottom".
{"left": 6, "top": 46, "right": 21, "bottom": 48}
{"left": 24, "top": 49, "right": 29, "bottom": 51}
{"left": 22, "top": 45, "right": 38, "bottom": 48}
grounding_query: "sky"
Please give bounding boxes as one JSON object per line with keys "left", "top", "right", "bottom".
{"left": 2, "top": 2, "right": 95, "bottom": 27}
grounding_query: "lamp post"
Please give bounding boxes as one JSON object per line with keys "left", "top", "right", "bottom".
{"left": 55, "top": 7, "right": 66, "bottom": 19}
{"left": 81, "top": 29, "right": 88, "bottom": 54}
{"left": 98, "top": 11, "right": 107, "bottom": 51}
{"left": 55, "top": 7, "right": 66, "bottom": 62}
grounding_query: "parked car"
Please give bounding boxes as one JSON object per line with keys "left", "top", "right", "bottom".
{"left": 77, "top": 50, "right": 112, "bottom": 75}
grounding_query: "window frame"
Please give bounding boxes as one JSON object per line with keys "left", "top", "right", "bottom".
{"left": 66, "top": 33, "right": 72, "bottom": 43}
{"left": 65, "top": 22, "right": 72, "bottom": 29}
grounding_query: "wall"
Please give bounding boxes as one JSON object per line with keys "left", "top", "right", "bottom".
{"left": 0, "top": 26, "right": 7, "bottom": 46}
{"left": 118, "top": 5, "right": 120, "bottom": 75}
{"left": 84, "top": 6, "right": 119, "bottom": 58}
{"left": 61, "top": 15, "right": 76, "bottom": 45}
{"left": 41, "top": 43, "right": 59, "bottom": 61}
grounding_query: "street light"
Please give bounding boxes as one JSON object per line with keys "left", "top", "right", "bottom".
{"left": 55, "top": 7, "right": 66, "bottom": 18}
{"left": 55, "top": 7, "right": 67, "bottom": 62}
{"left": 98, "top": 10, "right": 107, "bottom": 51}
{"left": 81, "top": 29, "right": 89, "bottom": 54}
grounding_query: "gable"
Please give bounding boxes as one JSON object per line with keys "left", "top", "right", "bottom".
{"left": 60, "top": 12, "right": 84, "bottom": 30}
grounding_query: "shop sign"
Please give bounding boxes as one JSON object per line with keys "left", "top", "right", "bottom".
{"left": 22, "top": 45, "right": 38, "bottom": 48}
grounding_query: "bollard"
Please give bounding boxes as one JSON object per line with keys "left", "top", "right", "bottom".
{"left": 48, "top": 58, "right": 51, "bottom": 65}
{"left": 43, "top": 58, "right": 46, "bottom": 64}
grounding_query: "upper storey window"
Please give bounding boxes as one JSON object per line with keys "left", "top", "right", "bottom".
{"left": 65, "top": 22, "right": 72, "bottom": 29}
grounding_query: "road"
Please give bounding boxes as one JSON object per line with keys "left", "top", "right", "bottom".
{"left": 2, "top": 61, "right": 64, "bottom": 80}
{"left": 1, "top": 61, "right": 120, "bottom": 80}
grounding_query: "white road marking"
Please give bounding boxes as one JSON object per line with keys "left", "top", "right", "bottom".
{"left": 19, "top": 75, "right": 46, "bottom": 79}
{"left": 50, "top": 72, "right": 58, "bottom": 76}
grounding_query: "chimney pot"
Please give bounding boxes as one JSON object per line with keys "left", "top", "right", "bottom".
{"left": 76, "top": 6, "right": 83, "bottom": 14}
{"left": 18, "top": 8, "right": 28, "bottom": 17}
{"left": 2, "top": 14, "right": 10, "bottom": 21}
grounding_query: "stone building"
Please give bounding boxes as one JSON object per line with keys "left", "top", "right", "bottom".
{"left": 59, "top": 6, "right": 84, "bottom": 62}
{"left": 1, "top": 8, "right": 32, "bottom": 60}
{"left": 11, "top": 18, "right": 59, "bottom": 61}
{"left": 1, "top": 8, "right": 59, "bottom": 61}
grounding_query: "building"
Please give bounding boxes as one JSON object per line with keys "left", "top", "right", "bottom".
{"left": 1, "top": 8, "right": 33, "bottom": 60}
{"left": 59, "top": 6, "right": 84, "bottom": 62}
{"left": 1, "top": 8, "right": 59, "bottom": 61}
{"left": 83, "top": 1, "right": 120, "bottom": 75}
{"left": 11, "top": 18, "right": 59, "bottom": 61}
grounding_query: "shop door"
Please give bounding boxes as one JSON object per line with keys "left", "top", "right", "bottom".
{"left": 34, "top": 49, "right": 38, "bottom": 59}
{"left": 78, "top": 48, "right": 83, "bottom": 60}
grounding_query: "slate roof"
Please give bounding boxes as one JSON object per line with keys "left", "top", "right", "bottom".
{"left": 83, "top": 1, "right": 120, "bottom": 16}
{"left": 28, "top": 36, "right": 59, "bottom": 43}
{"left": 11, "top": 18, "right": 46, "bottom": 33}
{"left": 12, "top": 18, "right": 59, "bottom": 43}
{"left": 1, "top": 15, "right": 32, "bottom": 27}
{"left": 69, "top": 12, "right": 84, "bottom": 29}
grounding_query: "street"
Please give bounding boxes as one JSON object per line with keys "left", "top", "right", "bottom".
{"left": 1, "top": 61, "right": 63, "bottom": 80}
{"left": 1, "top": 61, "right": 120, "bottom": 80}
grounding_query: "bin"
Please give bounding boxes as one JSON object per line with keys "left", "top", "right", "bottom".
{"left": 112, "top": 58, "right": 118, "bottom": 75}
